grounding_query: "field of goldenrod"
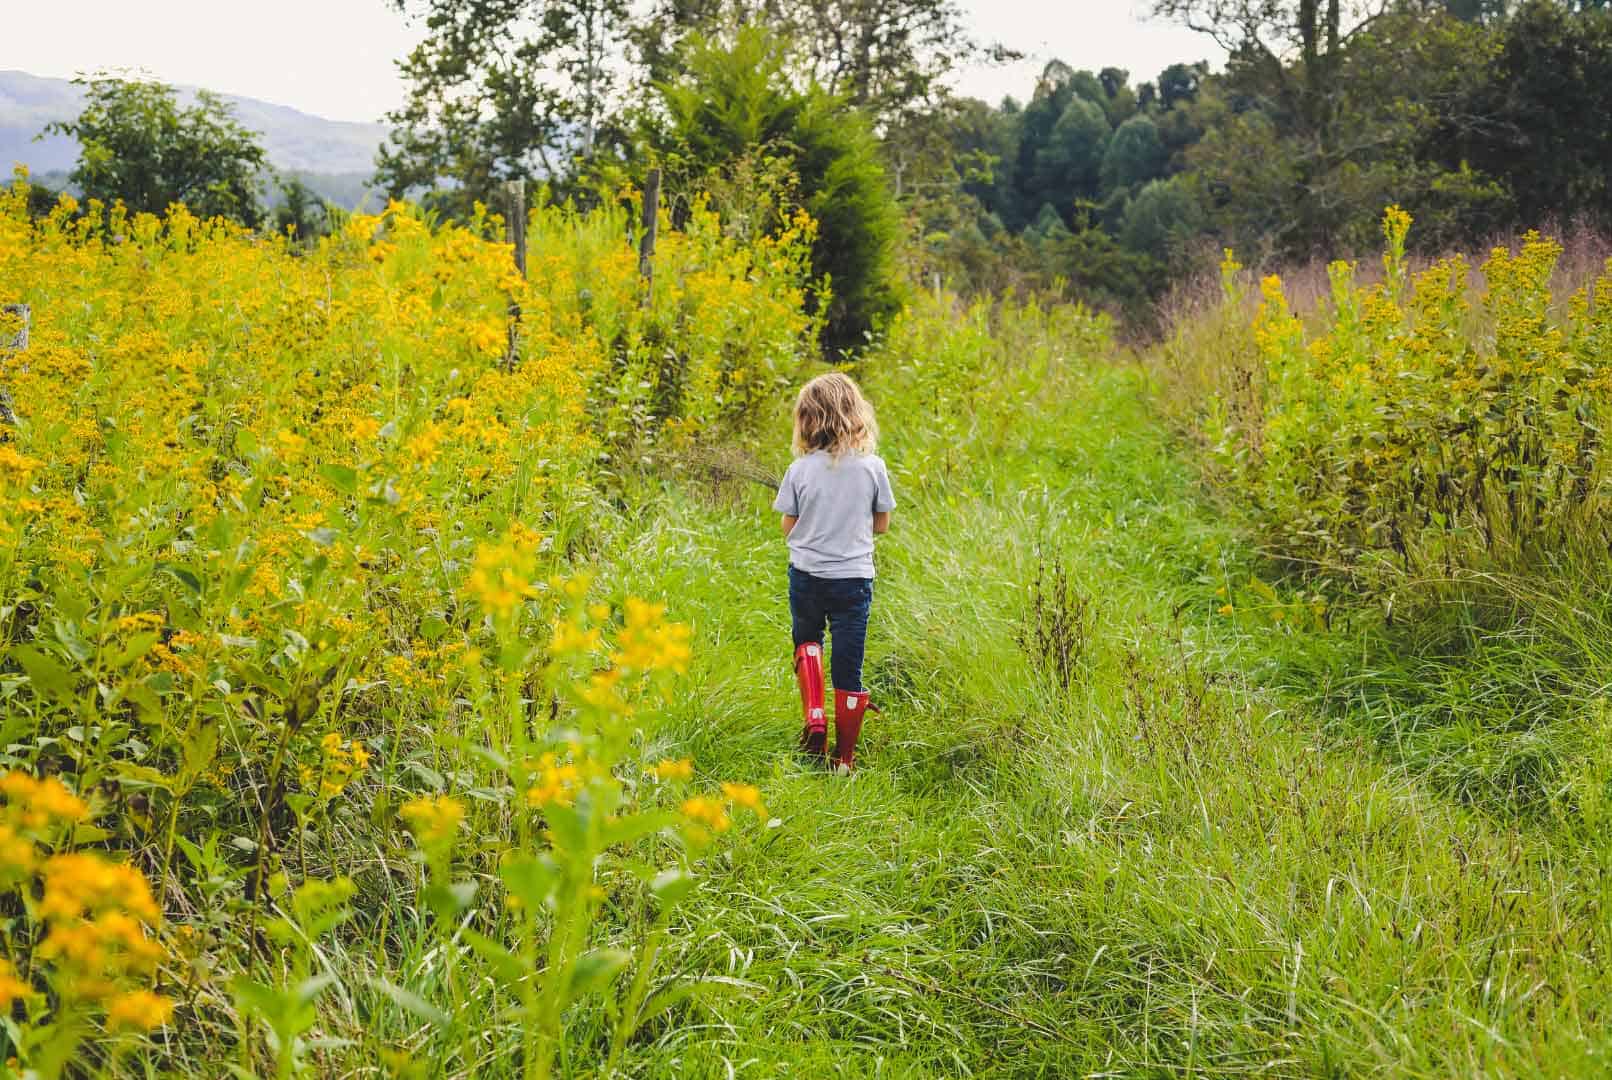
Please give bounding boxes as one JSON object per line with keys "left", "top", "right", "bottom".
{"left": 0, "top": 174, "right": 809, "bottom": 1075}
{"left": 1180, "top": 208, "right": 1612, "bottom": 589}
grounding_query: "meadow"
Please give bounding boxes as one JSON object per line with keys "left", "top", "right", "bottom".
{"left": 2, "top": 174, "right": 1610, "bottom": 1077}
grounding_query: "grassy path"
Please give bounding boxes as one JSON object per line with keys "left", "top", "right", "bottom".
{"left": 600, "top": 360, "right": 1606, "bottom": 1078}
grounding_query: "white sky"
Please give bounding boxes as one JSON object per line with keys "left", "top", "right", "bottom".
{"left": 0, "top": 0, "right": 1224, "bottom": 123}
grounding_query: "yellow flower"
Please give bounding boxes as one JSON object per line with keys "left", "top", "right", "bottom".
{"left": 104, "top": 989, "right": 175, "bottom": 1031}
{"left": 465, "top": 529, "right": 544, "bottom": 621}
{"left": 649, "top": 758, "right": 694, "bottom": 781}
{"left": 611, "top": 597, "right": 693, "bottom": 674}
{"left": 526, "top": 753, "right": 582, "bottom": 809}
{"left": 720, "top": 782, "right": 767, "bottom": 819}
{"left": 0, "top": 960, "right": 32, "bottom": 1008}
{"left": 400, "top": 795, "right": 466, "bottom": 847}
{"left": 681, "top": 796, "right": 730, "bottom": 833}
{"left": 39, "top": 853, "right": 161, "bottom": 925}
{"left": 114, "top": 611, "right": 164, "bottom": 634}
{"left": 549, "top": 617, "right": 602, "bottom": 657}
{"left": 0, "top": 824, "right": 38, "bottom": 877}
{"left": 0, "top": 771, "right": 91, "bottom": 829}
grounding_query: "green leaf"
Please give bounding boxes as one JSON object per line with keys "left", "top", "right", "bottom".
{"left": 319, "top": 464, "right": 359, "bottom": 494}
{"left": 422, "top": 880, "right": 477, "bottom": 920}
{"left": 367, "top": 977, "right": 450, "bottom": 1027}
{"left": 180, "top": 722, "right": 220, "bottom": 786}
{"left": 293, "top": 974, "right": 339, "bottom": 1008}
{"left": 109, "top": 632, "right": 161, "bottom": 670}
{"left": 567, "top": 947, "right": 630, "bottom": 1001}
{"left": 602, "top": 810, "right": 677, "bottom": 848}
{"left": 10, "top": 646, "right": 76, "bottom": 703}
{"left": 500, "top": 853, "right": 557, "bottom": 911}
{"left": 649, "top": 867, "right": 696, "bottom": 909}
{"left": 107, "top": 761, "right": 175, "bottom": 792}
{"left": 462, "top": 928, "right": 525, "bottom": 983}
{"left": 157, "top": 562, "right": 203, "bottom": 596}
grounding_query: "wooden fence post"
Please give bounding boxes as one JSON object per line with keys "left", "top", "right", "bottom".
{"left": 503, "top": 181, "right": 526, "bottom": 371}
{"left": 638, "top": 168, "right": 660, "bottom": 307}
{"left": 1, "top": 303, "right": 27, "bottom": 426}
{"left": 504, "top": 180, "right": 527, "bottom": 279}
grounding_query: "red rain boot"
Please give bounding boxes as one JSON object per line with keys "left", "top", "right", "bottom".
{"left": 831, "top": 689, "right": 873, "bottom": 774}
{"left": 795, "top": 643, "right": 827, "bottom": 761}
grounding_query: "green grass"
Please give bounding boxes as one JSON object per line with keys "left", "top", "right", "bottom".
{"left": 503, "top": 350, "right": 1609, "bottom": 1077}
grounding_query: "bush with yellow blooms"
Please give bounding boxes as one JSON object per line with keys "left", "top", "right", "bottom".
{"left": 0, "top": 170, "right": 789, "bottom": 1075}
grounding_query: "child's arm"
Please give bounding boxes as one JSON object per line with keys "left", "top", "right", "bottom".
{"left": 773, "top": 463, "right": 798, "bottom": 537}
{"left": 872, "top": 459, "right": 895, "bottom": 535}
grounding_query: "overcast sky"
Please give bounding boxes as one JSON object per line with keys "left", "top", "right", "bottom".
{"left": 1, "top": 0, "right": 1225, "bottom": 123}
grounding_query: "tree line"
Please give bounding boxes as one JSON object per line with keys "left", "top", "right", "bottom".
{"left": 25, "top": 0, "right": 1612, "bottom": 344}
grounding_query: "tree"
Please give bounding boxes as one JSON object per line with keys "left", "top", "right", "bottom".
{"left": 376, "top": 0, "right": 631, "bottom": 210}
{"left": 644, "top": 0, "right": 984, "bottom": 130}
{"left": 1101, "top": 115, "right": 1168, "bottom": 194}
{"left": 273, "top": 178, "right": 332, "bottom": 245}
{"left": 44, "top": 77, "right": 267, "bottom": 225}
{"left": 1157, "top": 62, "right": 1205, "bottom": 109}
{"left": 1152, "top": 0, "right": 1393, "bottom": 141}
{"left": 1030, "top": 97, "right": 1110, "bottom": 219}
{"left": 1119, "top": 175, "right": 1205, "bottom": 261}
{"left": 653, "top": 28, "right": 902, "bottom": 356}
{"left": 1438, "top": 0, "right": 1612, "bottom": 225}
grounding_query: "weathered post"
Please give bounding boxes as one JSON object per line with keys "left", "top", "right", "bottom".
{"left": 504, "top": 180, "right": 527, "bottom": 279}
{"left": 638, "top": 168, "right": 660, "bottom": 307}
{"left": 503, "top": 181, "right": 526, "bottom": 371}
{"left": 0, "top": 303, "right": 27, "bottom": 426}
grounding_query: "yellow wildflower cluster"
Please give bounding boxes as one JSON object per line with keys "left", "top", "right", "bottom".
{"left": 526, "top": 751, "right": 585, "bottom": 809}
{"left": 648, "top": 758, "right": 694, "bottom": 781}
{"left": 0, "top": 773, "right": 172, "bottom": 1035}
{"left": 680, "top": 796, "right": 730, "bottom": 834}
{"left": 0, "top": 172, "right": 817, "bottom": 1063}
{"left": 612, "top": 598, "right": 693, "bottom": 675}
{"left": 465, "top": 525, "right": 545, "bottom": 622}
{"left": 680, "top": 782, "right": 770, "bottom": 841}
{"left": 720, "top": 783, "right": 768, "bottom": 820}
{"left": 400, "top": 794, "right": 466, "bottom": 848}
{"left": 114, "top": 611, "right": 165, "bottom": 634}
{"left": 1212, "top": 206, "right": 1612, "bottom": 578}
{"left": 302, "top": 734, "right": 372, "bottom": 799}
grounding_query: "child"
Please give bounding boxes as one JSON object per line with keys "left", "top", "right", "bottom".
{"left": 773, "top": 373, "right": 895, "bottom": 773}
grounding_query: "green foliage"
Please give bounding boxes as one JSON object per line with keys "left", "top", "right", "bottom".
{"left": 271, "top": 178, "right": 331, "bottom": 246}
{"left": 1031, "top": 97, "right": 1110, "bottom": 216}
{"left": 643, "top": 0, "right": 980, "bottom": 129}
{"left": 653, "top": 29, "right": 902, "bottom": 357}
{"left": 1440, "top": 0, "right": 1612, "bottom": 227}
{"left": 376, "top": 0, "right": 632, "bottom": 210}
{"left": 43, "top": 77, "right": 267, "bottom": 226}
{"left": 1164, "top": 208, "right": 1612, "bottom": 595}
{"left": 1119, "top": 175, "right": 1205, "bottom": 263}
{"left": 1100, "top": 114, "right": 1168, "bottom": 194}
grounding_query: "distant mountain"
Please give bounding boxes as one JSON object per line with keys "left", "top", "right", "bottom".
{"left": 0, "top": 70, "right": 389, "bottom": 204}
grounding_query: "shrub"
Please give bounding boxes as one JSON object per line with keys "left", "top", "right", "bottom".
{"left": 652, "top": 28, "right": 902, "bottom": 358}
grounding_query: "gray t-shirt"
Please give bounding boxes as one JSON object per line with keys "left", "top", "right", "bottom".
{"left": 773, "top": 450, "right": 896, "bottom": 579}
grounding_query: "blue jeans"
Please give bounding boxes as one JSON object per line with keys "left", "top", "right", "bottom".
{"left": 789, "top": 566, "right": 873, "bottom": 692}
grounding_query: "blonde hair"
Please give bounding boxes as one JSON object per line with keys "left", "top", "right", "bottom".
{"left": 791, "top": 372, "right": 879, "bottom": 458}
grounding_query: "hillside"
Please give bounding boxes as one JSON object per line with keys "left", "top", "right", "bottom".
{"left": 0, "top": 70, "right": 385, "bottom": 204}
